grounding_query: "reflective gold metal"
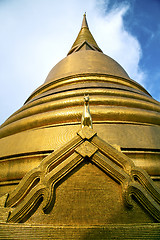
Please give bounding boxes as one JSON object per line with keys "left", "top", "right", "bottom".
{"left": 68, "top": 13, "right": 102, "bottom": 55}
{"left": 81, "top": 95, "right": 93, "bottom": 128}
{"left": 0, "top": 14, "right": 160, "bottom": 239}
{"left": 1, "top": 126, "right": 160, "bottom": 224}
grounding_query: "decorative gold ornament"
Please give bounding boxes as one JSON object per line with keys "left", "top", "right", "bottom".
{"left": 0, "top": 124, "right": 159, "bottom": 223}
{"left": 81, "top": 95, "right": 93, "bottom": 129}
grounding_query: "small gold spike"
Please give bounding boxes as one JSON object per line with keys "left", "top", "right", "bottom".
{"left": 82, "top": 12, "right": 88, "bottom": 28}
{"left": 81, "top": 95, "right": 93, "bottom": 129}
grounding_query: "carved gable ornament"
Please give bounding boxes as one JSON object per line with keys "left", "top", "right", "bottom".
{"left": 0, "top": 125, "right": 160, "bottom": 223}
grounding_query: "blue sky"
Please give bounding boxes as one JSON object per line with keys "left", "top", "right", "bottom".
{"left": 0, "top": 0, "right": 160, "bottom": 125}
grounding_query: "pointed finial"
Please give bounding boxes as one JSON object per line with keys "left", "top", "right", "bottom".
{"left": 67, "top": 13, "right": 102, "bottom": 55}
{"left": 81, "top": 95, "right": 93, "bottom": 129}
{"left": 82, "top": 12, "right": 88, "bottom": 28}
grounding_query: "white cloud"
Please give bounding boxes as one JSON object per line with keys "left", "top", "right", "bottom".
{"left": 92, "top": 3, "right": 146, "bottom": 85}
{"left": 0, "top": 0, "right": 145, "bottom": 125}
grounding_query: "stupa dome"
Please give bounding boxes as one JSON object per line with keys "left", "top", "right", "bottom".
{"left": 44, "top": 50, "right": 130, "bottom": 84}
{"left": 0, "top": 14, "right": 160, "bottom": 236}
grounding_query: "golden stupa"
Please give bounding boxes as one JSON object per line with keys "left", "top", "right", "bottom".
{"left": 0, "top": 14, "right": 160, "bottom": 239}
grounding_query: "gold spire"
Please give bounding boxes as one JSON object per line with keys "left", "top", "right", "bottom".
{"left": 68, "top": 13, "right": 102, "bottom": 55}
{"left": 81, "top": 12, "right": 88, "bottom": 28}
